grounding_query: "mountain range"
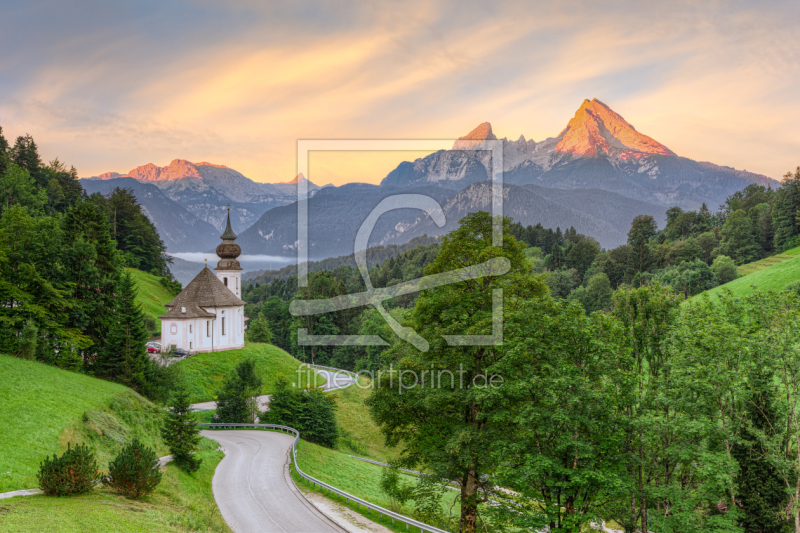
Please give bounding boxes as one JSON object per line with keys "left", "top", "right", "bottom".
{"left": 81, "top": 98, "right": 781, "bottom": 268}
{"left": 85, "top": 159, "right": 321, "bottom": 234}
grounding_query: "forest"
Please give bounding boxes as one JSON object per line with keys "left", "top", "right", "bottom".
{"left": 0, "top": 127, "right": 179, "bottom": 400}
{"left": 242, "top": 167, "right": 800, "bottom": 372}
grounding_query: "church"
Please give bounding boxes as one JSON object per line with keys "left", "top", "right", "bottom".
{"left": 160, "top": 206, "right": 247, "bottom": 353}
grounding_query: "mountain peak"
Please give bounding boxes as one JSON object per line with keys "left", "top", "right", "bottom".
{"left": 124, "top": 159, "right": 203, "bottom": 181}
{"left": 555, "top": 98, "right": 674, "bottom": 157}
{"left": 453, "top": 122, "right": 498, "bottom": 149}
{"left": 281, "top": 173, "right": 307, "bottom": 184}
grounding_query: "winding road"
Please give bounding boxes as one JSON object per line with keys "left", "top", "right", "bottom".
{"left": 191, "top": 368, "right": 358, "bottom": 412}
{"left": 196, "top": 368, "right": 358, "bottom": 532}
{"left": 201, "top": 429, "right": 345, "bottom": 533}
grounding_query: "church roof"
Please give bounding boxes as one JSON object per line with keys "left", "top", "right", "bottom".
{"left": 160, "top": 302, "right": 215, "bottom": 319}
{"left": 160, "top": 267, "right": 245, "bottom": 319}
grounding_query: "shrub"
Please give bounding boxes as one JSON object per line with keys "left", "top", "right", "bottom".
{"left": 38, "top": 443, "right": 99, "bottom": 496}
{"left": 784, "top": 280, "right": 800, "bottom": 296}
{"left": 105, "top": 438, "right": 162, "bottom": 498}
{"left": 246, "top": 316, "right": 274, "bottom": 344}
{"left": 261, "top": 378, "right": 338, "bottom": 447}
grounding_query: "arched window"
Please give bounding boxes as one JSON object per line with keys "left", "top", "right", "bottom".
{"left": 223, "top": 277, "right": 228, "bottom": 287}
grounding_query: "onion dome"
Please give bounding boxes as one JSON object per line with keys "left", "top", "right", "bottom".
{"left": 216, "top": 204, "right": 242, "bottom": 271}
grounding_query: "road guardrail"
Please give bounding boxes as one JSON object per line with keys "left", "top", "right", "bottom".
{"left": 197, "top": 422, "right": 449, "bottom": 533}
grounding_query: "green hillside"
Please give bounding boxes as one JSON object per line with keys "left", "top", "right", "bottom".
{"left": 127, "top": 268, "right": 175, "bottom": 334}
{"left": 330, "top": 377, "right": 397, "bottom": 463}
{"left": 735, "top": 245, "right": 800, "bottom": 276}
{"left": 175, "top": 342, "right": 326, "bottom": 403}
{"left": 0, "top": 355, "right": 168, "bottom": 492}
{"left": 690, "top": 251, "right": 800, "bottom": 304}
{"left": 0, "top": 446, "right": 229, "bottom": 533}
{"left": 295, "top": 438, "right": 458, "bottom": 518}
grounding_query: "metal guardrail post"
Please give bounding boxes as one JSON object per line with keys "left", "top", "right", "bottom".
{"left": 197, "top": 422, "right": 450, "bottom": 533}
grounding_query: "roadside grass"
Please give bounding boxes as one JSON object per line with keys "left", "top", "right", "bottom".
{"left": 127, "top": 268, "right": 176, "bottom": 334}
{"left": 689, "top": 252, "right": 800, "bottom": 305}
{"left": 736, "top": 245, "right": 800, "bottom": 276}
{"left": 0, "top": 448, "right": 229, "bottom": 533}
{"left": 175, "top": 342, "right": 326, "bottom": 403}
{"left": 0, "top": 355, "right": 167, "bottom": 492}
{"left": 295, "top": 438, "right": 460, "bottom": 520}
{"left": 331, "top": 377, "right": 398, "bottom": 463}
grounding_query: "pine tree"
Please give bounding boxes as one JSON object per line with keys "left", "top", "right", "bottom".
{"left": 773, "top": 168, "right": 800, "bottom": 251}
{"left": 98, "top": 271, "right": 149, "bottom": 391}
{"left": 161, "top": 388, "right": 202, "bottom": 472}
{"left": 10, "top": 134, "right": 44, "bottom": 186}
{"left": 733, "top": 372, "right": 791, "bottom": 533}
{"left": 0, "top": 125, "right": 9, "bottom": 176}
{"left": 106, "top": 438, "right": 162, "bottom": 499}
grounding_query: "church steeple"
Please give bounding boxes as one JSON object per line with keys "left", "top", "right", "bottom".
{"left": 216, "top": 204, "right": 242, "bottom": 271}
{"left": 220, "top": 204, "right": 237, "bottom": 240}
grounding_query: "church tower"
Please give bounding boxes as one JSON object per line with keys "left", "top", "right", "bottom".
{"left": 215, "top": 204, "right": 243, "bottom": 298}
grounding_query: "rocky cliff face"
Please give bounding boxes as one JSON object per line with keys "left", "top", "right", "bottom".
{"left": 555, "top": 98, "right": 674, "bottom": 157}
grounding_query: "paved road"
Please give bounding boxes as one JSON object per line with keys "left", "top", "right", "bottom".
{"left": 314, "top": 369, "right": 358, "bottom": 392}
{"left": 201, "top": 429, "right": 345, "bottom": 533}
{"left": 191, "top": 369, "right": 357, "bottom": 412}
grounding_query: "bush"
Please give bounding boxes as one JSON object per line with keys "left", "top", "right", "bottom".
{"left": 784, "top": 280, "right": 800, "bottom": 296}
{"left": 142, "top": 315, "right": 156, "bottom": 335}
{"left": 38, "top": 443, "right": 99, "bottom": 496}
{"left": 105, "top": 438, "right": 162, "bottom": 498}
{"left": 246, "top": 316, "right": 274, "bottom": 344}
{"left": 262, "top": 378, "right": 338, "bottom": 447}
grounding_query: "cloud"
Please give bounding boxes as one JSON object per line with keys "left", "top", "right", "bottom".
{"left": 1, "top": 0, "right": 799, "bottom": 183}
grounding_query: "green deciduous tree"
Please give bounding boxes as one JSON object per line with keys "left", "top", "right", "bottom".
{"left": 711, "top": 255, "right": 739, "bottom": 284}
{"left": 367, "top": 212, "right": 547, "bottom": 533}
{"left": 0, "top": 163, "right": 47, "bottom": 215}
{"left": 732, "top": 371, "right": 791, "bottom": 533}
{"left": 569, "top": 272, "right": 613, "bottom": 313}
{"left": 627, "top": 215, "right": 658, "bottom": 276}
{"left": 718, "top": 209, "right": 763, "bottom": 264}
{"left": 487, "top": 298, "right": 634, "bottom": 533}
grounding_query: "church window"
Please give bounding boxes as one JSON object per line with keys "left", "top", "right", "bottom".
{"left": 207, "top": 320, "right": 210, "bottom": 337}
{"left": 224, "top": 277, "right": 228, "bottom": 287}
{"left": 222, "top": 317, "right": 226, "bottom": 336}
{"left": 189, "top": 324, "right": 192, "bottom": 334}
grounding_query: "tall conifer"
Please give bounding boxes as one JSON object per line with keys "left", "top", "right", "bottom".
{"left": 98, "top": 271, "right": 149, "bottom": 391}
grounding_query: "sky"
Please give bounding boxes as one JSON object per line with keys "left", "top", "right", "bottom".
{"left": 1, "top": 0, "right": 799, "bottom": 186}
